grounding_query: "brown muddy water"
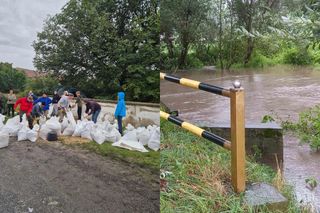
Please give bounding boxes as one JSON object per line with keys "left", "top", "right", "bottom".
{"left": 160, "top": 65, "right": 320, "bottom": 211}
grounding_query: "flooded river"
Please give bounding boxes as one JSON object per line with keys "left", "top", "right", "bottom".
{"left": 160, "top": 65, "right": 320, "bottom": 211}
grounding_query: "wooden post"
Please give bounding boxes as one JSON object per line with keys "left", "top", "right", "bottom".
{"left": 230, "top": 83, "right": 245, "bottom": 193}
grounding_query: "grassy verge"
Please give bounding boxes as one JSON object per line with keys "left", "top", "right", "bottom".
{"left": 70, "top": 140, "right": 159, "bottom": 172}
{"left": 160, "top": 119, "right": 300, "bottom": 212}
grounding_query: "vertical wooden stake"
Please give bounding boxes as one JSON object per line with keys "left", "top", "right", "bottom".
{"left": 230, "top": 87, "right": 246, "bottom": 193}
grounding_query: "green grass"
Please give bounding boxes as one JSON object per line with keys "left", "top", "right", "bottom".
{"left": 160, "top": 119, "right": 300, "bottom": 212}
{"left": 75, "top": 141, "right": 159, "bottom": 172}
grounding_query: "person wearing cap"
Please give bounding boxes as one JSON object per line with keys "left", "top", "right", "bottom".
{"left": 28, "top": 90, "right": 38, "bottom": 101}
{"left": 14, "top": 95, "right": 34, "bottom": 129}
{"left": 58, "top": 93, "right": 74, "bottom": 122}
{"left": 84, "top": 100, "right": 101, "bottom": 123}
{"left": 34, "top": 92, "right": 52, "bottom": 118}
{"left": 114, "top": 91, "right": 126, "bottom": 135}
{"left": 51, "top": 91, "right": 61, "bottom": 117}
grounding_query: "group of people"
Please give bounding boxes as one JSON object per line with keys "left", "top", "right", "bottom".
{"left": 0, "top": 90, "right": 127, "bottom": 135}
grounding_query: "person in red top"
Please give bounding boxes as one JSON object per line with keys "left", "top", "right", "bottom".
{"left": 14, "top": 95, "right": 34, "bottom": 129}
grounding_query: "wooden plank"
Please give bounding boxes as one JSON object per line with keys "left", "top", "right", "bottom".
{"left": 230, "top": 88, "right": 246, "bottom": 193}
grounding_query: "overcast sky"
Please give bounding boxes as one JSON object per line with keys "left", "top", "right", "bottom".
{"left": 0, "top": 0, "right": 68, "bottom": 70}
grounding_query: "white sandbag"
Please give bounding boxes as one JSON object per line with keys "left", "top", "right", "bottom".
{"left": 117, "top": 130, "right": 149, "bottom": 152}
{"left": 18, "top": 126, "right": 30, "bottom": 141}
{"left": 148, "top": 127, "right": 160, "bottom": 151}
{"left": 0, "top": 114, "right": 5, "bottom": 130}
{"left": 136, "top": 127, "right": 151, "bottom": 146}
{"left": 39, "top": 124, "right": 51, "bottom": 140}
{"left": 39, "top": 116, "right": 46, "bottom": 126}
{"left": 105, "top": 128, "right": 121, "bottom": 143}
{"left": 66, "top": 111, "right": 77, "bottom": 126}
{"left": 124, "top": 123, "right": 135, "bottom": 134}
{"left": 80, "top": 121, "right": 95, "bottom": 140}
{"left": 33, "top": 124, "right": 40, "bottom": 132}
{"left": 27, "top": 129, "right": 38, "bottom": 142}
{"left": 2, "top": 115, "right": 21, "bottom": 136}
{"left": 63, "top": 123, "right": 76, "bottom": 136}
{"left": 0, "top": 131, "right": 9, "bottom": 148}
{"left": 46, "top": 117, "right": 61, "bottom": 132}
{"left": 91, "top": 127, "right": 106, "bottom": 144}
{"left": 61, "top": 117, "right": 68, "bottom": 132}
{"left": 72, "top": 120, "right": 84, "bottom": 137}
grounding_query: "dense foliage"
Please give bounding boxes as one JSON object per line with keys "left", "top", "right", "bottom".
{"left": 285, "top": 105, "right": 320, "bottom": 151}
{"left": 161, "top": 0, "right": 320, "bottom": 70}
{"left": 0, "top": 63, "right": 27, "bottom": 93}
{"left": 26, "top": 76, "right": 60, "bottom": 96}
{"left": 33, "top": 0, "right": 159, "bottom": 102}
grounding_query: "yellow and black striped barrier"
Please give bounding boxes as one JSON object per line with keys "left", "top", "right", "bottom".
{"left": 160, "top": 72, "right": 246, "bottom": 193}
{"left": 160, "top": 72, "right": 230, "bottom": 97}
{"left": 160, "top": 111, "right": 231, "bottom": 150}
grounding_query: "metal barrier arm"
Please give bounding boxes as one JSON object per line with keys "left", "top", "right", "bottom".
{"left": 160, "top": 72, "right": 230, "bottom": 97}
{"left": 160, "top": 111, "right": 231, "bottom": 150}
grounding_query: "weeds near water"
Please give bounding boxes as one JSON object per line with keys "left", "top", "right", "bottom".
{"left": 160, "top": 119, "right": 300, "bottom": 212}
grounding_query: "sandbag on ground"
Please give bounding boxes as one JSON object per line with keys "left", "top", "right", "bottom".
{"left": 39, "top": 124, "right": 51, "bottom": 140}
{"left": 2, "top": 115, "right": 21, "bottom": 136}
{"left": 0, "top": 131, "right": 9, "bottom": 148}
{"left": 148, "top": 127, "right": 160, "bottom": 151}
{"left": 0, "top": 114, "right": 5, "bottom": 130}
{"left": 113, "top": 130, "right": 148, "bottom": 152}
{"left": 91, "top": 126, "right": 106, "bottom": 144}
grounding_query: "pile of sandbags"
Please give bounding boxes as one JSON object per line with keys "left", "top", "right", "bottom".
{"left": 112, "top": 124, "right": 160, "bottom": 152}
{"left": 0, "top": 114, "right": 40, "bottom": 145}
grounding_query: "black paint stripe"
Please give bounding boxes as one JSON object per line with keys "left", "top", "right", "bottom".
{"left": 164, "top": 75, "right": 181, "bottom": 84}
{"left": 168, "top": 116, "right": 183, "bottom": 126}
{"left": 201, "top": 131, "right": 226, "bottom": 147}
{"left": 199, "top": 82, "right": 224, "bottom": 95}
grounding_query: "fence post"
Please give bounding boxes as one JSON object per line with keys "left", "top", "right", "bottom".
{"left": 230, "top": 80, "right": 245, "bottom": 193}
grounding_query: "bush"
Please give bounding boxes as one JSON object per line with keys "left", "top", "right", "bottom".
{"left": 185, "top": 53, "right": 204, "bottom": 68}
{"left": 25, "top": 76, "right": 59, "bottom": 96}
{"left": 293, "top": 105, "right": 320, "bottom": 150}
{"left": 282, "top": 48, "right": 312, "bottom": 65}
{"left": 246, "top": 52, "right": 276, "bottom": 68}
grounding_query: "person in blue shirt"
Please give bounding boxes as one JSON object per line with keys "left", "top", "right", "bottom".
{"left": 34, "top": 92, "right": 52, "bottom": 118}
{"left": 114, "top": 91, "right": 126, "bottom": 135}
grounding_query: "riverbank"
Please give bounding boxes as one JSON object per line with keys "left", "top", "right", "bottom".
{"left": 160, "top": 119, "right": 300, "bottom": 212}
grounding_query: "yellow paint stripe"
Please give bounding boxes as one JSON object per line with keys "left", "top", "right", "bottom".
{"left": 222, "top": 89, "right": 231, "bottom": 97}
{"left": 180, "top": 78, "right": 200, "bottom": 89}
{"left": 160, "top": 111, "right": 169, "bottom": 120}
{"left": 160, "top": 72, "right": 165, "bottom": 80}
{"left": 224, "top": 141, "right": 231, "bottom": 150}
{"left": 181, "top": 122, "right": 204, "bottom": 137}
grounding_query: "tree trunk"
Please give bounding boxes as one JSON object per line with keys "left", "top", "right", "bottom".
{"left": 218, "top": 0, "right": 224, "bottom": 70}
{"left": 178, "top": 41, "right": 189, "bottom": 68}
{"left": 165, "top": 32, "right": 174, "bottom": 58}
{"left": 244, "top": 0, "right": 254, "bottom": 65}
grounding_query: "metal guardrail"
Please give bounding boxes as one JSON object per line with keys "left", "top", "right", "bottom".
{"left": 160, "top": 72, "right": 246, "bottom": 193}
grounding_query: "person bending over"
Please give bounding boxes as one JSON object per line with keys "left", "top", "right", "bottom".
{"left": 32, "top": 102, "right": 45, "bottom": 125}
{"left": 34, "top": 92, "right": 52, "bottom": 118}
{"left": 14, "top": 95, "right": 34, "bottom": 129}
{"left": 84, "top": 100, "right": 101, "bottom": 123}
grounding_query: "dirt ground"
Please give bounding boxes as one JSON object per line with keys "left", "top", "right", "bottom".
{"left": 0, "top": 138, "right": 159, "bottom": 213}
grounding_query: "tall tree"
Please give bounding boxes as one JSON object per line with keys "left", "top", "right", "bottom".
{"left": 0, "top": 62, "right": 26, "bottom": 93}
{"left": 161, "top": 0, "right": 210, "bottom": 68}
{"left": 33, "top": 0, "right": 159, "bottom": 102}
